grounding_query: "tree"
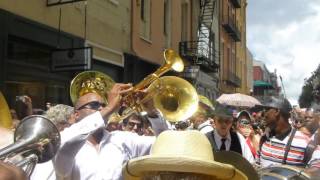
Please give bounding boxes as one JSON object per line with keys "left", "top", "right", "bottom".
{"left": 298, "top": 64, "right": 320, "bottom": 108}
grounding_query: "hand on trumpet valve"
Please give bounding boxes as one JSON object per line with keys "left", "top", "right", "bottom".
{"left": 134, "top": 90, "right": 157, "bottom": 118}
{"left": 107, "top": 83, "right": 133, "bottom": 112}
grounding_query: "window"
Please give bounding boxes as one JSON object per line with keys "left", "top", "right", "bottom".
{"left": 141, "top": 0, "right": 145, "bottom": 20}
{"left": 140, "top": 0, "right": 151, "bottom": 40}
{"left": 181, "top": 2, "right": 188, "bottom": 41}
{"left": 164, "top": 0, "right": 171, "bottom": 47}
{"left": 221, "top": 42, "right": 224, "bottom": 78}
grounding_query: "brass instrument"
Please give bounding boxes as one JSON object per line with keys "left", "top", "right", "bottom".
{"left": 0, "top": 115, "right": 61, "bottom": 177}
{"left": 192, "top": 95, "right": 215, "bottom": 117}
{"left": 0, "top": 91, "right": 13, "bottom": 129}
{"left": 112, "top": 49, "right": 198, "bottom": 122}
{"left": 70, "top": 71, "right": 115, "bottom": 105}
{"left": 69, "top": 49, "right": 199, "bottom": 122}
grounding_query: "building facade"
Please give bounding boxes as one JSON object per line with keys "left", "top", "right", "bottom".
{"left": 127, "top": 0, "right": 189, "bottom": 84}
{"left": 246, "top": 47, "right": 254, "bottom": 94}
{"left": 253, "top": 60, "right": 280, "bottom": 103}
{"left": 235, "top": 0, "right": 248, "bottom": 94}
{"left": 219, "top": 0, "right": 242, "bottom": 93}
{"left": 179, "top": 0, "right": 220, "bottom": 101}
{"left": 0, "top": 0, "right": 130, "bottom": 109}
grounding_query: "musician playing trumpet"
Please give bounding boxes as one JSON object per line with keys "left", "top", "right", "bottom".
{"left": 53, "top": 82, "right": 169, "bottom": 180}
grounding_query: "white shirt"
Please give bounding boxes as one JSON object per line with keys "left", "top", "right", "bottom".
{"left": 197, "top": 120, "right": 214, "bottom": 134}
{"left": 213, "top": 130, "right": 255, "bottom": 164}
{"left": 53, "top": 112, "right": 168, "bottom": 180}
{"left": 31, "top": 161, "right": 56, "bottom": 180}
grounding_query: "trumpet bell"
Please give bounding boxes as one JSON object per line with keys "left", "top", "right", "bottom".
{"left": 148, "top": 76, "right": 199, "bottom": 122}
{"left": 70, "top": 71, "right": 115, "bottom": 105}
{"left": 164, "top": 49, "right": 184, "bottom": 72}
{"left": 0, "top": 115, "right": 61, "bottom": 163}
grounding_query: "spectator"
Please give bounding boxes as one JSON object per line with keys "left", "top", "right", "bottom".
{"left": 258, "top": 96, "right": 320, "bottom": 169}
{"left": 122, "top": 113, "right": 144, "bottom": 134}
{"left": 205, "top": 103, "right": 255, "bottom": 164}
{"left": 15, "top": 95, "right": 33, "bottom": 120}
{"left": 44, "top": 104, "right": 74, "bottom": 131}
{"left": 30, "top": 104, "right": 75, "bottom": 180}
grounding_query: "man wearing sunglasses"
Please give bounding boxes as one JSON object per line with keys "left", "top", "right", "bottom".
{"left": 53, "top": 83, "right": 169, "bottom": 180}
{"left": 257, "top": 96, "right": 320, "bottom": 174}
{"left": 205, "top": 103, "right": 255, "bottom": 164}
{"left": 122, "top": 113, "right": 144, "bottom": 134}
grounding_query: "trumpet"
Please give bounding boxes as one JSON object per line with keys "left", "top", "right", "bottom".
{"left": 0, "top": 115, "right": 61, "bottom": 177}
{"left": 69, "top": 49, "right": 199, "bottom": 122}
{"left": 111, "top": 49, "right": 198, "bottom": 122}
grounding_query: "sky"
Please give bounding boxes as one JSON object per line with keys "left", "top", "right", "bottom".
{"left": 247, "top": 0, "right": 320, "bottom": 105}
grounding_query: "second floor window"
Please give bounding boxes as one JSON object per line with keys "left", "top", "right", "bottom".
{"left": 140, "top": 0, "right": 151, "bottom": 40}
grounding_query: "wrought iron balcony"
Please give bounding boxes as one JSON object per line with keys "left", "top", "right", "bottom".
{"left": 222, "top": 15, "right": 241, "bottom": 42}
{"left": 179, "top": 41, "right": 219, "bottom": 73}
{"left": 230, "top": 0, "right": 241, "bottom": 8}
{"left": 225, "top": 71, "right": 241, "bottom": 87}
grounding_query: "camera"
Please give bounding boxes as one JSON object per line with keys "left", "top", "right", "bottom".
{"left": 16, "top": 95, "right": 25, "bottom": 102}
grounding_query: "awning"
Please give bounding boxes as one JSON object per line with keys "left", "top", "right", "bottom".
{"left": 254, "top": 80, "right": 274, "bottom": 89}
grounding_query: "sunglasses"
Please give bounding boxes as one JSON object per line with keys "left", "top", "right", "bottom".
{"left": 77, "top": 101, "right": 106, "bottom": 111}
{"left": 127, "top": 121, "right": 143, "bottom": 129}
{"left": 239, "top": 119, "right": 251, "bottom": 125}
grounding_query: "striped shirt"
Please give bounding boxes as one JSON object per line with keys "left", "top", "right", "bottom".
{"left": 260, "top": 129, "right": 320, "bottom": 168}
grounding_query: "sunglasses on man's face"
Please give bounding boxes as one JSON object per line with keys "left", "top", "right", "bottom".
{"left": 127, "top": 121, "right": 143, "bottom": 129}
{"left": 77, "top": 101, "right": 106, "bottom": 111}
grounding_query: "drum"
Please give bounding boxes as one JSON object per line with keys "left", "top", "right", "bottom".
{"left": 259, "top": 165, "right": 311, "bottom": 180}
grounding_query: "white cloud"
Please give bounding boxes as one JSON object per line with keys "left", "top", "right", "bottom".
{"left": 247, "top": 0, "right": 320, "bottom": 106}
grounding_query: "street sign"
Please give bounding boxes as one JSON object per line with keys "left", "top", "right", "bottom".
{"left": 51, "top": 47, "right": 92, "bottom": 72}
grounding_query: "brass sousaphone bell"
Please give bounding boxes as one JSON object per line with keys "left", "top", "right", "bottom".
{"left": 69, "top": 49, "right": 199, "bottom": 122}
{"left": 70, "top": 71, "right": 115, "bottom": 105}
{"left": 0, "top": 91, "right": 13, "bottom": 129}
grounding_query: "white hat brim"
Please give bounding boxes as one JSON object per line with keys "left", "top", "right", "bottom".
{"left": 124, "top": 156, "right": 247, "bottom": 180}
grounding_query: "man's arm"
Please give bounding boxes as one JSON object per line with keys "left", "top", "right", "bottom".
{"left": 53, "top": 83, "right": 132, "bottom": 178}
{"left": 53, "top": 112, "right": 105, "bottom": 177}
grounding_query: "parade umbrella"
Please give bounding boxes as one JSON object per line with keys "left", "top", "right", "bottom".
{"left": 216, "top": 93, "right": 262, "bottom": 107}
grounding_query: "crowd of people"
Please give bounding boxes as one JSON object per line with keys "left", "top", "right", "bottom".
{"left": 1, "top": 79, "right": 320, "bottom": 179}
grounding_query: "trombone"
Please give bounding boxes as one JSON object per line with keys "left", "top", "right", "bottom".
{"left": 0, "top": 115, "right": 61, "bottom": 177}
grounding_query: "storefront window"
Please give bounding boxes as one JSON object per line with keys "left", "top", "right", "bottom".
{"left": 5, "top": 36, "right": 73, "bottom": 115}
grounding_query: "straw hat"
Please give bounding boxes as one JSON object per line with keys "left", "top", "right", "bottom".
{"left": 123, "top": 130, "right": 247, "bottom": 180}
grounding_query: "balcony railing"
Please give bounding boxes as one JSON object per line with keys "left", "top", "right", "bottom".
{"left": 225, "top": 71, "right": 241, "bottom": 87}
{"left": 222, "top": 15, "right": 241, "bottom": 42}
{"left": 179, "top": 41, "right": 219, "bottom": 72}
{"left": 230, "top": 0, "right": 241, "bottom": 8}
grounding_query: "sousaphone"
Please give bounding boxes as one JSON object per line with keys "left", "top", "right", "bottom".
{"left": 0, "top": 91, "right": 13, "bottom": 129}
{"left": 70, "top": 71, "right": 115, "bottom": 105}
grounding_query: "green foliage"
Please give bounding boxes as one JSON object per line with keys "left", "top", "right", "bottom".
{"left": 299, "top": 64, "right": 320, "bottom": 108}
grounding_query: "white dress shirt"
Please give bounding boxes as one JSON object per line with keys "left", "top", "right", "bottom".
{"left": 31, "top": 161, "right": 56, "bottom": 180}
{"left": 213, "top": 130, "right": 255, "bottom": 164}
{"left": 197, "top": 120, "right": 214, "bottom": 134}
{"left": 53, "top": 111, "right": 168, "bottom": 180}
